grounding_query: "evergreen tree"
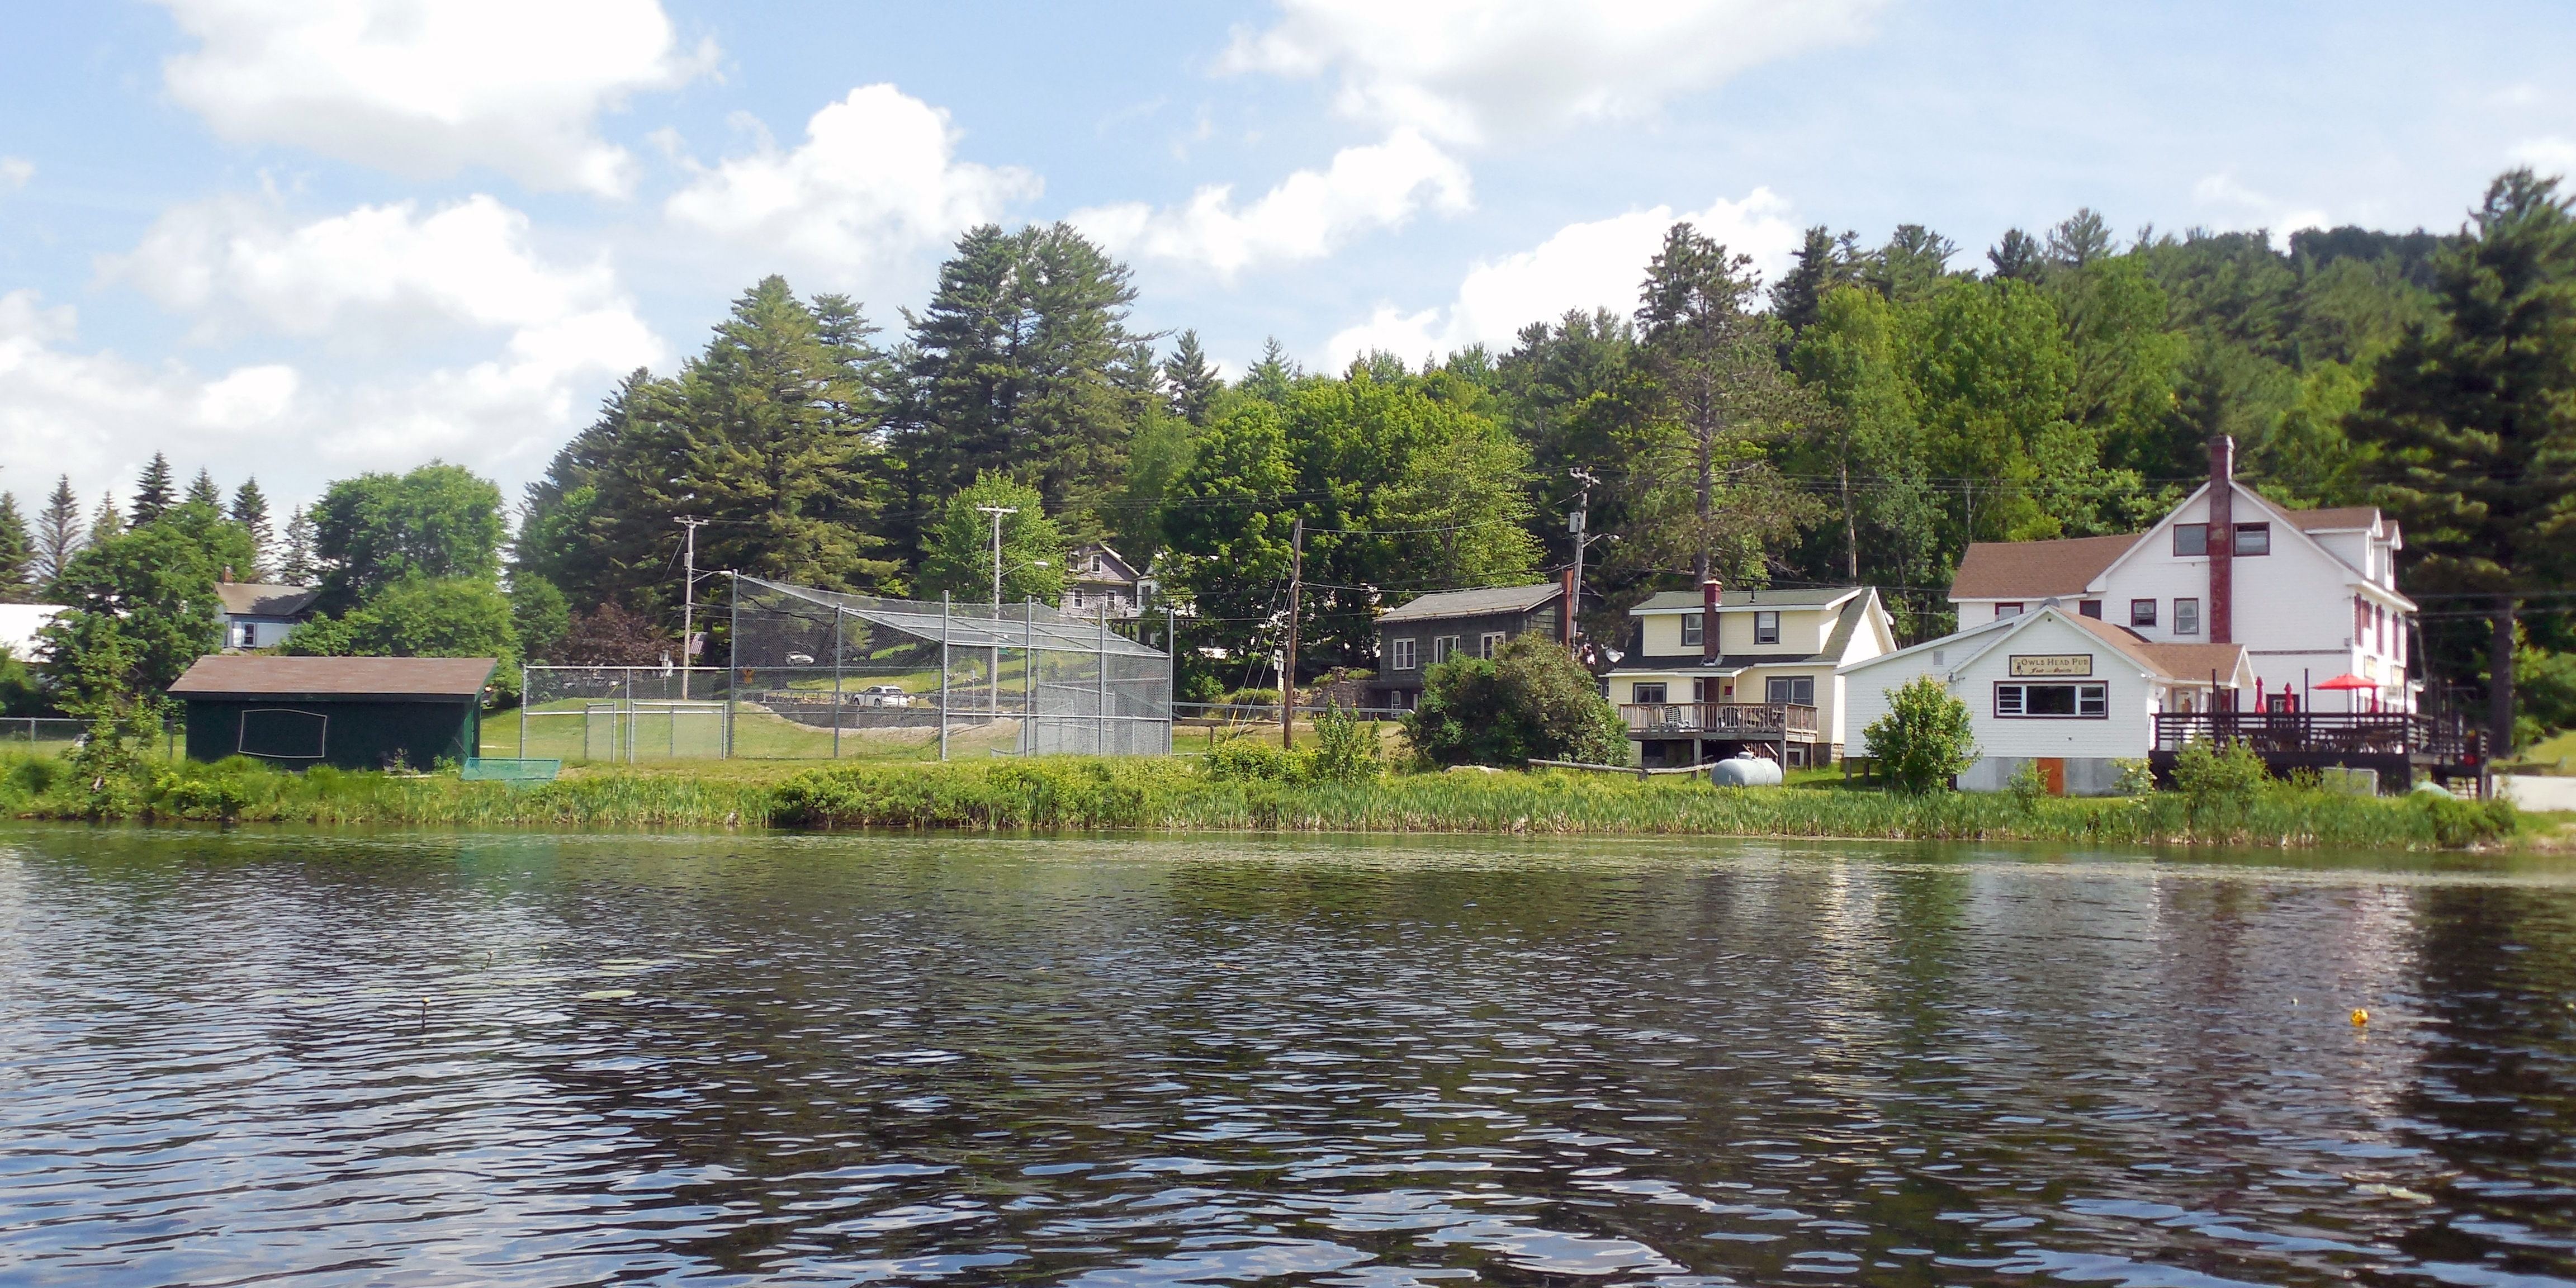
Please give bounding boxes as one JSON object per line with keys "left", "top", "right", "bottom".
{"left": 2048, "top": 209, "right": 2117, "bottom": 269}
{"left": 230, "top": 478, "right": 273, "bottom": 579}
{"left": 1987, "top": 229, "right": 2046, "bottom": 282}
{"left": 2348, "top": 168, "right": 2576, "bottom": 757}
{"left": 608, "top": 277, "right": 899, "bottom": 600}
{"left": 1161, "top": 329, "right": 1222, "bottom": 424}
{"left": 34, "top": 475, "right": 82, "bottom": 586}
{"left": 129, "top": 453, "right": 174, "bottom": 525}
{"left": 514, "top": 367, "right": 660, "bottom": 600}
{"left": 1769, "top": 226, "right": 1864, "bottom": 334}
{"left": 1239, "top": 338, "right": 1300, "bottom": 404}
{"left": 184, "top": 467, "right": 223, "bottom": 512}
{"left": 902, "top": 222, "right": 1142, "bottom": 533}
{"left": 0, "top": 494, "right": 32, "bottom": 602}
{"left": 1634, "top": 222, "right": 1822, "bottom": 583}
{"left": 91, "top": 493, "right": 124, "bottom": 543}
{"left": 280, "top": 504, "right": 318, "bottom": 585}
{"left": 1865, "top": 224, "right": 1962, "bottom": 302}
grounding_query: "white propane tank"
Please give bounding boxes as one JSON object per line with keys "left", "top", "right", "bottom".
{"left": 1709, "top": 751, "right": 1783, "bottom": 787}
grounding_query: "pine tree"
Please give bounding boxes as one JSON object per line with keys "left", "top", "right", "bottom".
{"left": 230, "top": 479, "right": 273, "bottom": 579}
{"left": 1988, "top": 228, "right": 2046, "bottom": 282}
{"left": 1162, "top": 330, "right": 1222, "bottom": 425}
{"left": 91, "top": 492, "right": 124, "bottom": 542}
{"left": 280, "top": 505, "right": 317, "bottom": 584}
{"left": 1768, "top": 225, "right": 1864, "bottom": 333}
{"left": 0, "top": 494, "right": 32, "bottom": 602}
{"left": 34, "top": 475, "right": 82, "bottom": 586}
{"left": 903, "top": 222, "right": 1142, "bottom": 528}
{"left": 184, "top": 467, "right": 223, "bottom": 511}
{"left": 2348, "top": 168, "right": 2576, "bottom": 756}
{"left": 129, "top": 453, "right": 174, "bottom": 525}
{"left": 1240, "top": 338, "right": 1299, "bottom": 404}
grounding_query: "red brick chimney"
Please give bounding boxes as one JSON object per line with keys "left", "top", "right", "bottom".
{"left": 2208, "top": 436, "right": 2233, "bottom": 645}
{"left": 1561, "top": 566, "right": 1577, "bottom": 643}
{"left": 1701, "top": 578, "right": 1722, "bottom": 665}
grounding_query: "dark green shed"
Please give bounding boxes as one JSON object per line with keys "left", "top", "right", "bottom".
{"left": 169, "top": 655, "right": 497, "bottom": 771}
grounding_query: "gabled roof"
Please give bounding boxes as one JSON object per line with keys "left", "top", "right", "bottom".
{"left": 2285, "top": 506, "right": 2381, "bottom": 532}
{"left": 1068, "top": 543, "right": 1140, "bottom": 584}
{"left": 1609, "top": 652, "right": 1825, "bottom": 676}
{"left": 1380, "top": 582, "right": 1560, "bottom": 623}
{"left": 1950, "top": 534, "right": 2140, "bottom": 600}
{"left": 2087, "top": 482, "right": 2416, "bottom": 611}
{"left": 169, "top": 655, "right": 496, "bottom": 700}
{"left": 1630, "top": 586, "right": 1860, "bottom": 613}
{"left": 1844, "top": 603, "right": 2251, "bottom": 688}
{"left": 215, "top": 583, "right": 320, "bottom": 618}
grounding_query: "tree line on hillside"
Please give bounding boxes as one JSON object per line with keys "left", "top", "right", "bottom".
{"left": 11, "top": 169, "right": 2573, "bottom": 752}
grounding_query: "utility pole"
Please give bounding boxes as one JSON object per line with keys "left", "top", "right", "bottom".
{"left": 677, "top": 516, "right": 707, "bottom": 699}
{"left": 977, "top": 505, "right": 1017, "bottom": 723}
{"left": 1567, "top": 468, "right": 1597, "bottom": 641}
{"left": 1281, "top": 515, "right": 1303, "bottom": 750}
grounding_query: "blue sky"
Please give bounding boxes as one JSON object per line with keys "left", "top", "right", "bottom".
{"left": 1, "top": 0, "right": 2570, "bottom": 516}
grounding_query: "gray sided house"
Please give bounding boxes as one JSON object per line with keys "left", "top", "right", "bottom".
{"left": 1370, "top": 580, "right": 1568, "bottom": 711}
{"left": 169, "top": 655, "right": 496, "bottom": 771}
{"left": 216, "top": 583, "right": 321, "bottom": 651}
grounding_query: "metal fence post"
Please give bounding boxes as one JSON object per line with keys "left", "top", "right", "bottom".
{"left": 939, "top": 591, "right": 951, "bottom": 762}
{"left": 624, "top": 671, "right": 634, "bottom": 764}
{"left": 1024, "top": 598, "right": 1036, "bottom": 756}
{"left": 832, "top": 604, "right": 844, "bottom": 760}
{"left": 1097, "top": 606, "right": 1109, "bottom": 756}
{"left": 724, "top": 571, "right": 739, "bottom": 760}
{"left": 519, "top": 663, "right": 529, "bottom": 758}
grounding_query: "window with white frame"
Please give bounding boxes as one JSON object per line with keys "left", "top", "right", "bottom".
{"left": 1680, "top": 613, "right": 1702, "bottom": 647}
{"left": 1434, "top": 636, "right": 1459, "bottom": 663}
{"left": 1390, "top": 637, "right": 1417, "bottom": 671}
{"left": 1478, "top": 632, "right": 1506, "bottom": 659}
{"left": 1632, "top": 682, "right": 1668, "bottom": 704}
{"left": 2175, "top": 598, "right": 2200, "bottom": 635}
{"left": 1754, "top": 611, "right": 1779, "bottom": 645}
{"left": 1994, "top": 682, "right": 2109, "bottom": 718}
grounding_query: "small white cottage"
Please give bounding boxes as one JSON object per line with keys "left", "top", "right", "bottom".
{"left": 1839, "top": 603, "right": 2254, "bottom": 795}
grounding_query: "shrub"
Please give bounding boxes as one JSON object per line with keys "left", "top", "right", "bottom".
{"left": 1304, "top": 705, "right": 1382, "bottom": 784}
{"left": 1404, "top": 634, "right": 1625, "bottom": 768}
{"left": 1205, "top": 732, "right": 1294, "bottom": 782}
{"left": 2006, "top": 759, "right": 2049, "bottom": 811}
{"left": 1864, "top": 676, "right": 1976, "bottom": 792}
{"left": 2409, "top": 790, "right": 2517, "bottom": 847}
{"left": 2171, "top": 740, "right": 2267, "bottom": 806}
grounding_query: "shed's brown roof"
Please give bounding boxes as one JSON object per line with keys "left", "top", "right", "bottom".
{"left": 1950, "top": 534, "right": 2141, "bottom": 600}
{"left": 169, "top": 655, "right": 496, "bottom": 699}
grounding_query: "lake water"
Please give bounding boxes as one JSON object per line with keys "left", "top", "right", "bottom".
{"left": 2, "top": 829, "right": 2572, "bottom": 1287}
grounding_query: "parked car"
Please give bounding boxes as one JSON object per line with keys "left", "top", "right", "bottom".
{"left": 785, "top": 652, "right": 816, "bottom": 665}
{"left": 855, "top": 684, "right": 912, "bottom": 708}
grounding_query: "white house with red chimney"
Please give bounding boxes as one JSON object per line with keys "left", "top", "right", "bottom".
{"left": 1947, "top": 438, "right": 2417, "bottom": 714}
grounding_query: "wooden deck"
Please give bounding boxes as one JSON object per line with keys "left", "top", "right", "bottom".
{"left": 1620, "top": 702, "right": 1820, "bottom": 741}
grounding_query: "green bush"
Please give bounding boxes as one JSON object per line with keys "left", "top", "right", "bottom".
{"left": 1863, "top": 676, "right": 1976, "bottom": 792}
{"left": 2409, "top": 789, "right": 2517, "bottom": 847}
{"left": 1304, "top": 705, "right": 1382, "bottom": 784}
{"left": 1404, "top": 634, "right": 1625, "bottom": 768}
{"left": 2006, "top": 759, "right": 2049, "bottom": 811}
{"left": 2171, "top": 740, "right": 2267, "bottom": 805}
{"left": 1205, "top": 732, "right": 1295, "bottom": 782}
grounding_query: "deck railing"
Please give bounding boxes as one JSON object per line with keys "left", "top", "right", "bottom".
{"left": 2151, "top": 711, "right": 2481, "bottom": 763}
{"left": 1619, "top": 702, "right": 1819, "bottom": 740}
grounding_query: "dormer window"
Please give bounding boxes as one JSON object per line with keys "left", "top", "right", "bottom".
{"left": 1680, "top": 613, "right": 1702, "bottom": 647}
{"left": 1754, "top": 611, "right": 1779, "bottom": 645}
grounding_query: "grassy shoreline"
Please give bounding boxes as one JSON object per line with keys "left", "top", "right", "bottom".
{"left": 0, "top": 750, "right": 2555, "bottom": 851}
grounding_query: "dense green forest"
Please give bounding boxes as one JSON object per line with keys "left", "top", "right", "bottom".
{"left": 9, "top": 171, "right": 2572, "bottom": 751}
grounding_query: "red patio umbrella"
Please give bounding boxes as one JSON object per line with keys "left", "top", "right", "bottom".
{"left": 2315, "top": 672, "right": 2374, "bottom": 713}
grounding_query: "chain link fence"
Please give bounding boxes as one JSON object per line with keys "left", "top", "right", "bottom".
{"left": 509, "top": 575, "right": 1175, "bottom": 763}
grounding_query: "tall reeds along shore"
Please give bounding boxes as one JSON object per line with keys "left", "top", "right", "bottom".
{"left": 0, "top": 751, "right": 2527, "bottom": 849}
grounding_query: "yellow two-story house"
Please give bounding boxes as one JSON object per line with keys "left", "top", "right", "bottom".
{"left": 1603, "top": 585, "right": 1896, "bottom": 769}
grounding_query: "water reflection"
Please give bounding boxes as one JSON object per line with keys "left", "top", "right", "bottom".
{"left": 0, "top": 829, "right": 2570, "bottom": 1286}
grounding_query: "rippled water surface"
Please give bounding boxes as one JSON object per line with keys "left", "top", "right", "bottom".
{"left": 3, "top": 829, "right": 2574, "bottom": 1287}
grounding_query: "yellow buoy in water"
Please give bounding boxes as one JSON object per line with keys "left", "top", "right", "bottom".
{"left": 2351, "top": 1008, "right": 2370, "bottom": 1026}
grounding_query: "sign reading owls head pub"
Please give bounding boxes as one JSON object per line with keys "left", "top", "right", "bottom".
{"left": 2009, "top": 654, "right": 2094, "bottom": 678}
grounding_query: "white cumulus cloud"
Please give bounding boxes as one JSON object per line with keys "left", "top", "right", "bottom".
{"left": 1328, "top": 188, "right": 1801, "bottom": 364}
{"left": 1220, "top": 0, "right": 1886, "bottom": 146}
{"left": 664, "top": 84, "right": 1041, "bottom": 277}
{"left": 101, "top": 192, "right": 640, "bottom": 350}
{"left": 1074, "top": 128, "right": 1471, "bottom": 277}
{"left": 2510, "top": 136, "right": 2576, "bottom": 176}
{"left": 155, "top": 0, "right": 713, "bottom": 197}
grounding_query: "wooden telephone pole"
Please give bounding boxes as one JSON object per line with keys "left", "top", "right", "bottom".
{"left": 1281, "top": 515, "right": 1303, "bottom": 750}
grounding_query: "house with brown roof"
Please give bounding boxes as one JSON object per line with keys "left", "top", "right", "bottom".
{"left": 1949, "top": 437, "right": 2416, "bottom": 715}
{"left": 1840, "top": 603, "right": 2256, "bottom": 794}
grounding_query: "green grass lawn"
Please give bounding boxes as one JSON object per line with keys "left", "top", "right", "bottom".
{"left": 2521, "top": 728, "right": 2575, "bottom": 774}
